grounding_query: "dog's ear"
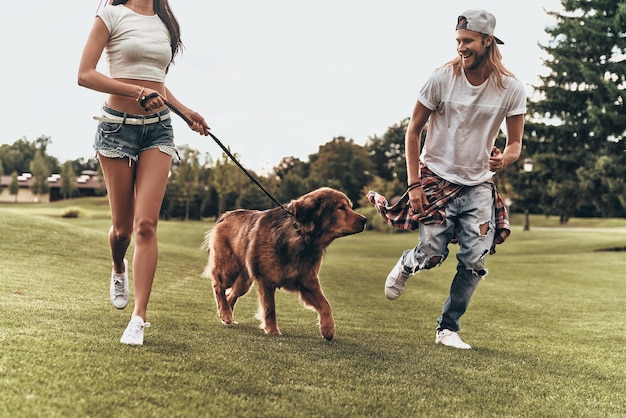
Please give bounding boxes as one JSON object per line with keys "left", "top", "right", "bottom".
{"left": 289, "top": 193, "right": 323, "bottom": 234}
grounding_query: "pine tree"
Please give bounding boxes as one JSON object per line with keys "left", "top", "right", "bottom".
{"left": 526, "top": 0, "right": 626, "bottom": 220}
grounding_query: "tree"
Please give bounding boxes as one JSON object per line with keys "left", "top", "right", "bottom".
{"left": 60, "top": 161, "right": 77, "bottom": 200}
{"left": 577, "top": 154, "right": 626, "bottom": 217}
{"left": 237, "top": 182, "right": 276, "bottom": 210}
{"left": 275, "top": 171, "right": 310, "bottom": 203}
{"left": 29, "top": 149, "right": 50, "bottom": 201}
{"left": 365, "top": 118, "right": 410, "bottom": 182}
{"left": 9, "top": 171, "right": 19, "bottom": 203}
{"left": 525, "top": 0, "right": 626, "bottom": 220}
{"left": 273, "top": 156, "right": 309, "bottom": 181}
{"left": 161, "top": 147, "right": 215, "bottom": 220}
{"left": 271, "top": 156, "right": 320, "bottom": 203}
{"left": 70, "top": 157, "right": 100, "bottom": 175}
{"left": 0, "top": 135, "right": 59, "bottom": 178}
{"left": 211, "top": 151, "right": 249, "bottom": 216}
{"left": 308, "top": 137, "right": 374, "bottom": 207}
{"left": 172, "top": 146, "right": 202, "bottom": 221}
{"left": 0, "top": 137, "right": 37, "bottom": 175}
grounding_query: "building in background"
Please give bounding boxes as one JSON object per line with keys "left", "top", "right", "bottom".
{"left": 0, "top": 171, "right": 103, "bottom": 203}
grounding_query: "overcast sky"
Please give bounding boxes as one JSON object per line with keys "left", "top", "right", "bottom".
{"left": 1, "top": 1, "right": 562, "bottom": 174}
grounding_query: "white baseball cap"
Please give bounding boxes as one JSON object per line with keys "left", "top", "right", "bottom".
{"left": 456, "top": 9, "right": 504, "bottom": 45}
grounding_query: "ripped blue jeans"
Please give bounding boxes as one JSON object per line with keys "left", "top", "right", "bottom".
{"left": 401, "top": 182, "right": 496, "bottom": 332}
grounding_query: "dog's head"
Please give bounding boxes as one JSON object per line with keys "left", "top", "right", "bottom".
{"left": 288, "top": 187, "right": 367, "bottom": 246}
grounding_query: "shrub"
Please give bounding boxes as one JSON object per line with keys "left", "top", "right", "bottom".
{"left": 61, "top": 207, "right": 84, "bottom": 218}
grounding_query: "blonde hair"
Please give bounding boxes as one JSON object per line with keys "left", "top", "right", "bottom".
{"left": 445, "top": 35, "right": 516, "bottom": 89}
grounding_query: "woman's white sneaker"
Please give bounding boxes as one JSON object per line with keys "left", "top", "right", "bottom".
{"left": 110, "top": 259, "right": 129, "bottom": 309}
{"left": 435, "top": 329, "right": 471, "bottom": 349}
{"left": 120, "top": 316, "right": 150, "bottom": 346}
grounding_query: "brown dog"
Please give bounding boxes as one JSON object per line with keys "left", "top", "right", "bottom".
{"left": 202, "top": 187, "right": 367, "bottom": 340}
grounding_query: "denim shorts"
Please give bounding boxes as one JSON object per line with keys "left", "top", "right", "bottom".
{"left": 94, "top": 104, "right": 180, "bottom": 163}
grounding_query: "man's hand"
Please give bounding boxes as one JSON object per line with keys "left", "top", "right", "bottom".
{"left": 489, "top": 147, "right": 504, "bottom": 172}
{"left": 408, "top": 186, "right": 428, "bottom": 216}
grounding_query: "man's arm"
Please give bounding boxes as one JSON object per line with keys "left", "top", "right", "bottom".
{"left": 490, "top": 114, "right": 524, "bottom": 172}
{"left": 405, "top": 101, "right": 432, "bottom": 185}
{"left": 405, "top": 101, "right": 432, "bottom": 215}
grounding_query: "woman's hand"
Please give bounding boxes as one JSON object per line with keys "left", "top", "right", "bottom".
{"left": 138, "top": 89, "right": 164, "bottom": 111}
{"left": 185, "top": 110, "right": 210, "bottom": 136}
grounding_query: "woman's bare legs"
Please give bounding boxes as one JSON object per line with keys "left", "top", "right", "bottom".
{"left": 130, "top": 148, "right": 172, "bottom": 321}
{"left": 99, "top": 155, "right": 134, "bottom": 276}
{"left": 98, "top": 149, "right": 172, "bottom": 321}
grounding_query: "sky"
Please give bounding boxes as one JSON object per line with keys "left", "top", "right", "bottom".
{"left": 1, "top": 1, "right": 562, "bottom": 174}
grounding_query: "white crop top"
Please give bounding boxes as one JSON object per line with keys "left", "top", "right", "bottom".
{"left": 97, "top": 5, "right": 172, "bottom": 82}
{"left": 417, "top": 65, "right": 527, "bottom": 186}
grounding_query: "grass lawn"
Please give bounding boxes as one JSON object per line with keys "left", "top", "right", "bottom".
{"left": 0, "top": 198, "right": 625, "bottom": 417}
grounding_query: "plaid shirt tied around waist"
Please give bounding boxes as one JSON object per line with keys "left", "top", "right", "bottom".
{"left": 366, "top": 165, "right": 510, "bottom": 254}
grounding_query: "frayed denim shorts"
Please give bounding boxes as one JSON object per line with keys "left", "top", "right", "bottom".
{"left": 94, "top": 104, "right": 180, "bottom": 164}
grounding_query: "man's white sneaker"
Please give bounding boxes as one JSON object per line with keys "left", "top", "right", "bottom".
{"left": 110, "top": 259, "right": 129, "bottom": 309}
{"left": 120, "top": 316, "right": 151, "bottom": 346}
{"left": 385, "top": 257, "right": 411, "bottom": 300}
{"left": 436, "top": 329, "right": 471, "bottom": 349}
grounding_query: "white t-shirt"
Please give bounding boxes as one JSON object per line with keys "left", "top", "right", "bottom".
{"left": 97, "top": 5, "right": 172, "bottom": 82}
{"left": 417, "top": 65, "right": 527, "bottom": 186}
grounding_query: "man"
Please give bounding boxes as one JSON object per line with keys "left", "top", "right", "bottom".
{"left": 384, "top": 9, "right": 526, "bottom": 349}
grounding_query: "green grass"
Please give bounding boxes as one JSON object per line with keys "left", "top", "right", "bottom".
{"left": 1, "top": 199, "right": 625, "bottom": 417}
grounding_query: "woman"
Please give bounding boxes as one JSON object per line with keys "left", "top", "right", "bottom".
{"left": 78, "top": 0, "right": 209, "bottom": 345}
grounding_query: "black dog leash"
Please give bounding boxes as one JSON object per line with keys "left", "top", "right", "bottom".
{"left": 157, "top": 97, "right": 297, "bottom": 221}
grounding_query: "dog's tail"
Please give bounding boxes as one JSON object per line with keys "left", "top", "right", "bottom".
{"left": 200, "top": 228, "right": 214, "bottom": 280}
{"left": 200, "top": 229, "right": 212, "bottom": 253}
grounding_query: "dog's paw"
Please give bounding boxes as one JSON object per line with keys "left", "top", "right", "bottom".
{"left": 264, "top": 327, "right": 282, "bottom": 335}
{"left": 320, "top": 324, "right": 335, "bottom": 341}
{"left": 219, "top": 317, "right": 238, "bottom": 325}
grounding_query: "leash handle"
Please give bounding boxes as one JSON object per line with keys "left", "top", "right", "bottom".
{"left": 163, "top": 99, "right": 295, "bottom": 218}
{"left": 140, "top": 92, "right": 160, "bottom": 110}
